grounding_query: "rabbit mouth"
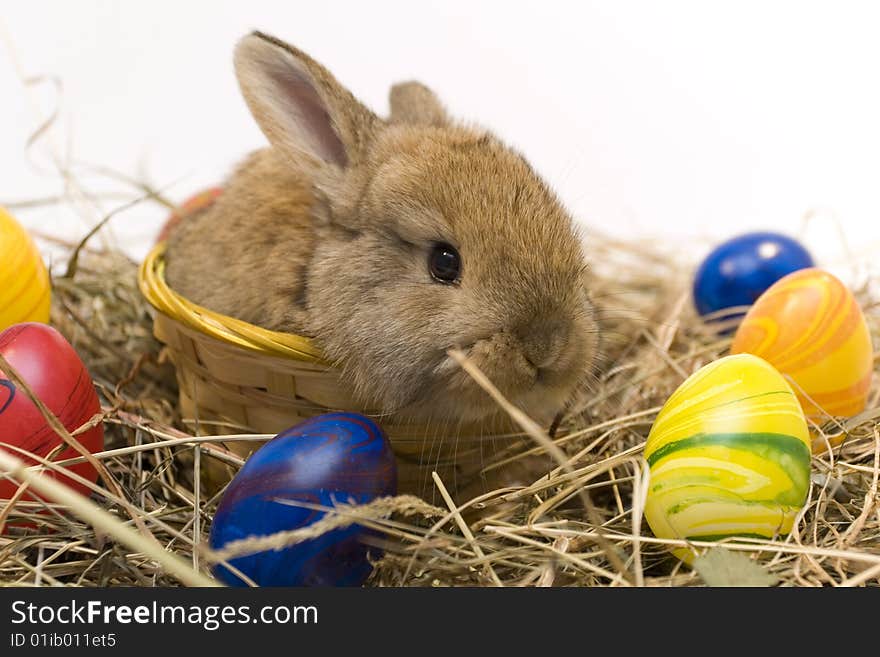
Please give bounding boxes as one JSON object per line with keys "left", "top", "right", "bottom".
{"left": 429, "top": 333, "right": 586, "bottom": 423}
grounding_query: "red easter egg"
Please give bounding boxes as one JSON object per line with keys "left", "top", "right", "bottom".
{"left": 0, "top": 323, "right": 104, "bottom": 501}
{"left": 155, "top": 187, "right": 222, "bottom": 244}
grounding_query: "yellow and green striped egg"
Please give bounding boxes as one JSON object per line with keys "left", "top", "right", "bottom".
{"left": 644, "top": 353, "right": 811, "bottom": 564}
{"left": 0, "top": 206, "right": 51, "bottom": 330}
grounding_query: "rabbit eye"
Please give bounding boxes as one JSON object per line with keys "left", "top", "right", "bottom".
{"left": 428, "top": 243, "right": 461, "bottom": 284}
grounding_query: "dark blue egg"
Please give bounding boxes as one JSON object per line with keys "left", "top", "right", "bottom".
{"left": 693, "top": 232, "right": 814, "bottom": 318}
{"left": 209, "top": 412, "right": 397, "bottom": 587}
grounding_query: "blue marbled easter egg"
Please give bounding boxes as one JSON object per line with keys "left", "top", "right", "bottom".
{"left": 693, "top": 232, "right": 814, "bottom": 318}
{"left": 209, "top": 412, "right": 397, "bottom": 587}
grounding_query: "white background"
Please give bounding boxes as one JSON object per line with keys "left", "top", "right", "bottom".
{"left": 2, "top": 1, "right": 879, "bottom": 273}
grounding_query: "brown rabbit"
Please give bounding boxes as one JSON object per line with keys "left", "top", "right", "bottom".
{"left": 165, "top": 31, "right": 600, "bottom": 432}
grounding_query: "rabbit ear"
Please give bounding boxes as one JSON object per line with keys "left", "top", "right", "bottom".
{"left": 234, "top": 32, "right": 377, "bottom": 168}
{"left": 389, "top": 81, "right": 447, "bottom": 126}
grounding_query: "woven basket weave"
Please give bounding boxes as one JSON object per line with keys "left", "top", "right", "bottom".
{"left": 138, "top": 242, "right": 514, "bottom": 495}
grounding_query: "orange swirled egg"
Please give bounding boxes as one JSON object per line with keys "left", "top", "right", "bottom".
{"left": 0, "top": 207, "right": 51, "bottom": 331}
{"left": 731, "top": 268, "right": 874, "bottom": 448}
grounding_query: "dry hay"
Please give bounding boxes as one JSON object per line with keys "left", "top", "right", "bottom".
{"left": 0, "top": 203, "right": 877, "bottom": 589}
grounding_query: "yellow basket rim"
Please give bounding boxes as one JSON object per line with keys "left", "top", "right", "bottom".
{"left": 138, "top": 242, "right": 326, "bottom": 364}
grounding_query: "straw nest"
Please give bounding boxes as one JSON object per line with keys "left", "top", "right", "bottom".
{"left": 0, "top": 197, "right": 878, "bottom": 588}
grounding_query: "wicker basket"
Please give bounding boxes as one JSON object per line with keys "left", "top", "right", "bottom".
{"left": 138, "top": 243, "right": 516, "bottom": 496}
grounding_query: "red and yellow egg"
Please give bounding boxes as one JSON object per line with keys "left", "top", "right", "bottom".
{"left": 0, "top": 211, "right": 105, "bottom": 508}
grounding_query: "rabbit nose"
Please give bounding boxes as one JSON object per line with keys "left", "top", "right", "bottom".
{"left": 516, "top": 318, "right": 570, "bottom": 371}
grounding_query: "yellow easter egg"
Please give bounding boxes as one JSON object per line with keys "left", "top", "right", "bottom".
{"left": 0, "top": 206, "right": 51, "bottom": 330}
{"left": 644, "top": 354, "right": 811, "bottom": 564}
{"left": 730, "top": 267, "right": 873, "bottom": 450}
